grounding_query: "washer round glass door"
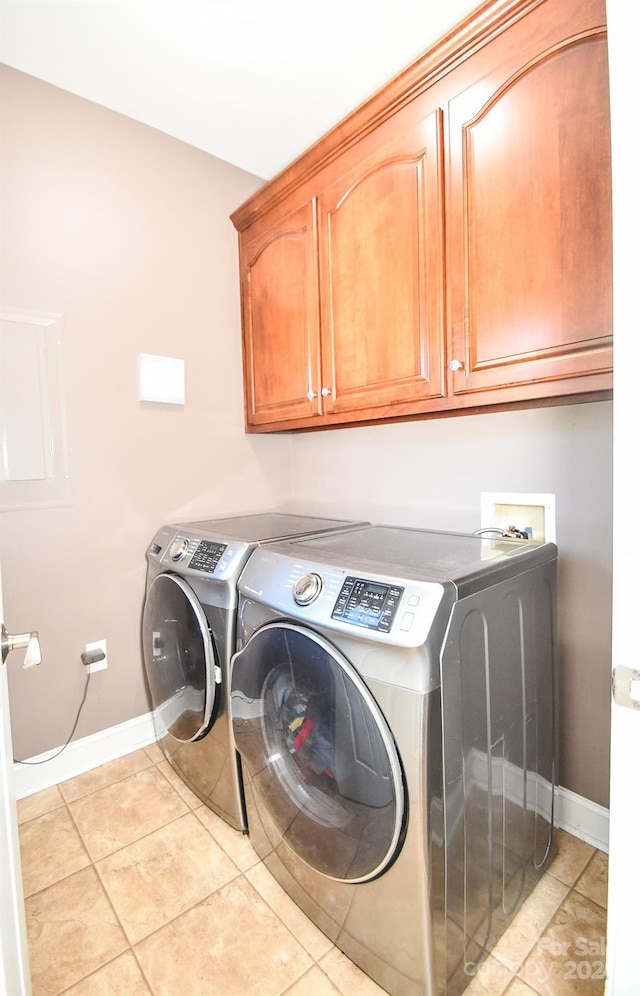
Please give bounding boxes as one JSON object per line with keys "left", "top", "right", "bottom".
{"left": 142, "top": 573, "right": 219, "bottom": 743}
{"left": 231, "top": 622, "right": 405, "bottom": 883}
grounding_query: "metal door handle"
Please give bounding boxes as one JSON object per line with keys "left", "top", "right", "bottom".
{"left": 320, "top": 387, "right": 331, "bottom": 397}
{"left": 1, "top": 624, "right": 42, "bottom": 668}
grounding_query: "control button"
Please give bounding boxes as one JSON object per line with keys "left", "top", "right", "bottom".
{"left": 407, "top": 595, "right": 420, "bottom": 607}
{"left": 399, "top": 611, "right": 414, "bottom": 632}
{"left": 293, "top": 572, "right": 323, "bottom": 606}
{"left": 168, "top": 537, "right": 189, "bottom": 562}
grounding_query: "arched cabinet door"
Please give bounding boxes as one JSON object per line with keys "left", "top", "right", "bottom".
{"left": 142, "top": 573, "right": 220, "bottom": 743}
{"left": 447, "top": 22, "right": 612, "bottom": 397}
{"left": 317, "top": 110, "right": 445, "bottom": 415}
{"left": 231, "top": 622, "right": 406, "bottom": 883}
{"left": 239, "top": 201, "right": 322, "bottom": 428}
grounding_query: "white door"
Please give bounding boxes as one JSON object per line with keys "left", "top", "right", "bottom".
{"left": 0, "top": 562, "right": 32, "bottom": 995}
{"left": 606, "top": 0, "right": 640, "bottom": 993}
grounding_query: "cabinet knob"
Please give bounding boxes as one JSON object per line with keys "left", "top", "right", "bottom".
{"left": 306, "top": 391, "right": 318, "bottom": 402}
{"left": 449, "top": 359, "right": 464, "bottom": 372}
{"left": 320, "top": 387, "right": 331, "bottom": 397}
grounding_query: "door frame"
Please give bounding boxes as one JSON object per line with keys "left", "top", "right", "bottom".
{"left": 605, "top": 0, "right": 640, "bottom": 992}
{"left": 0, "top": 563, "right": 32, "bottom": 994}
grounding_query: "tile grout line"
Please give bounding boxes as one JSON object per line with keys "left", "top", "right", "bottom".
{"left": 19, "top": 761, "right": 607, "bottom": 996}
{"left": 19, "top": 798, "right": 94, "bottom": 903}
{"left": 55, "top": 749, "right": 158, "bottom": 807}
{"left": 491, "top": 876, "right": 572, "bottom": 977}
{"left": 19, "top": 757, "right": 332, "bottom": 996}
{"left": 572, "top": 849, "right": 608, "bottom": 911}
{"left": 239, "top": 872, "right": 322, "bottom": 979}
{"left": 35, "top": 795, "right": 133, "bottom": 996}
{"left": 22, "top": 774, "right": 248, "bottom": 993}
{"left": 66, "top": 786, "right": 191, "bottom": 866}
{"left": 511, "top": 883, "right": 608, "bottom": 996}
{"left": 487, "top": 834, "right": 608, "bottom": 982}
{"left": 53, "top": 860, "right": 131, "bottom": 996}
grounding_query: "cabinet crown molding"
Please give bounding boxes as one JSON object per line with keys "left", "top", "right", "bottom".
{"left": 231, "top": 0, "right": 551, "bottom": 232}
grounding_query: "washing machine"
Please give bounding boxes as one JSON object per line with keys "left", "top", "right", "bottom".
{"left": 141, "top": 512, "right": 367, "bottom": 832}
{"left": 230, "top": 525, "right": 557, "bottom": 995}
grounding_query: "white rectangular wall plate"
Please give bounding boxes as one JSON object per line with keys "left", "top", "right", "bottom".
{"left": 480, "top": 491, "right": 556, "bottom": 542}
{"left": 138, "top": 353, "right": 185, "bottom": 405}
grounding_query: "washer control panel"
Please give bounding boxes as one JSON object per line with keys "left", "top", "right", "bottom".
{"left": 238, "top": 548, "right": 449, "bottom": 648}
{"left": 331, "top": 577, "right": 404, "bottom": 633}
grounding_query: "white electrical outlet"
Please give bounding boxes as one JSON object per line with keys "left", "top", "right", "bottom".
{"left": 85, "top": 639, "right": 108, "bottom": 673}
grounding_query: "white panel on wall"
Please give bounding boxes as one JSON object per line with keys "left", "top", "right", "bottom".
{"left": 0, "top": 309, "right": 70, "bottom": 510}
{"left": 138, "top": 353, "right": 185, "bottom": 405}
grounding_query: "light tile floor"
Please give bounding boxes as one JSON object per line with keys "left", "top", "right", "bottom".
{"left": 17, "top": 746, "right": 608, "bottom": 996}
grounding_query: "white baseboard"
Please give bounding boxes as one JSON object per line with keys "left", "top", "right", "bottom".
{"left": 555, "top": 784, "right": 610, "bottom": 853}
{"left": 465, "top": 746, "right": 609, "bottom": 853}
{"left": 13, "top": 711, "right": 156, "bottom": 800}
{"left": 12, "top": 713, "right": 610, "bottom": 854}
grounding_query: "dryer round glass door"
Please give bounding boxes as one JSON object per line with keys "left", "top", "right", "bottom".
{"left": 231, "top": 622, "right": 405, "bottom": 883}
{"left": 142, "top": 573, "right": 220, "bottom": 743}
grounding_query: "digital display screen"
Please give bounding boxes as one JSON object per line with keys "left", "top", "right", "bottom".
{"left": 361, "top": 582, "right": 387, "bottom": 598}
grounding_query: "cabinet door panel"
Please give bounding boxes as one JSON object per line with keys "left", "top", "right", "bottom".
{"left": 448, "top": 28, "right": 612, "bottom": 395}
{"left": 240, "top": 202, "right": 321, "bottom": 426}
{"left": 318, "top": 111, "right": 445, "bottom": 414}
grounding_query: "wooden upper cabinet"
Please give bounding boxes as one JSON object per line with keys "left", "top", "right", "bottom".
{"left": 239, "top": 201, "right": 321, "bottom": 427}
{"left": 447, "top": 19, "right": 612, "bottom": 399}
{"left": 231, "top": 0, "right": 613, "bottom": 432}
{"left": 317, "top": 110, "right": 445, "bottom": 415}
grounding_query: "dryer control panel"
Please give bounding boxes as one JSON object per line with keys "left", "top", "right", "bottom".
{"left": 189, "top": 540, "right": 227, "bottom": 573}
{"left": 147, "top": 526, "right": 249, "bottom": 581}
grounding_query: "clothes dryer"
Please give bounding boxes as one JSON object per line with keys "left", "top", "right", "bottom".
{"left": 141, "top": 513, "right": 366, "bottom": 831}
{"left": 230, "top": 525, "right": 557, "bottom": 994}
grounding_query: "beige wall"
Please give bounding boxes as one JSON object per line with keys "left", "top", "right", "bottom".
{"left": 288, "top": 402, "right": 613, "bottom": 809}
{"left": 1, "top": 65, "right": 613, "bottom": 810}
{"left": 0, "top": 65, "right": 291, "bottom": 759}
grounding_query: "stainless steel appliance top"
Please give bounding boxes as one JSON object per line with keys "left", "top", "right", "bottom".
{"left": 146, "top": 513, "right": 368, "bottom": 585}
{"left": 178, "top": 512, "right": 367, "bottom": 543}
{"left": 261, "top": 524, "right": 557, "bottom": 594}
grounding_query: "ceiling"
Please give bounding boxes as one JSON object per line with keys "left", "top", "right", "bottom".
{"left": 0, "top": 0, "right": 481, "bottom": 179}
